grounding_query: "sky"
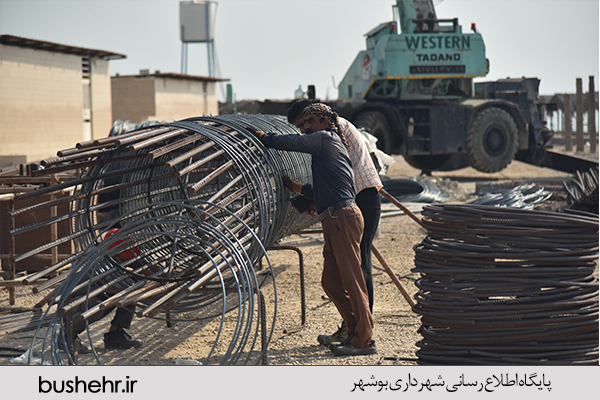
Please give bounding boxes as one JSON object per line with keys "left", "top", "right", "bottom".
{"left": 0, "top": 0, "right": 598, "bottom": 102}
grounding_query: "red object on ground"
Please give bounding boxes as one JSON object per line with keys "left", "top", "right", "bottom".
{"left": 104, "top": 228, "right": 141, "bottom": 260}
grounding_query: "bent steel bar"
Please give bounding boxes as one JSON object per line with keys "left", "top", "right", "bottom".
{"left": 412, "top": 204, "right": 599, "bottom": 365}
{"left": 11, "top": 115, "right": 317, "bottom": 365}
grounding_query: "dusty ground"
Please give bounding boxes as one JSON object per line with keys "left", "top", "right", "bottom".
{"left": 0, "top": 153, "right": 596, "bottom": 365}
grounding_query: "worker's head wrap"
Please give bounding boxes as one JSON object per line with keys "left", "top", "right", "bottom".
{"left": 303, "top": 103, "right": 347, "bottom": 148}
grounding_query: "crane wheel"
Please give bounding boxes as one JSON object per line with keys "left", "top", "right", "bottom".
{"left": 353, "top": 111, "right": 393, "bottom": 155}
{"left": 404, "top": 154, "right": 468, "bottom": 175}
{"left": 466, "top": 108, "right": 518, "bottom": 173}
{"left": 404, "top": 155, "right": 450, "bottom": 174}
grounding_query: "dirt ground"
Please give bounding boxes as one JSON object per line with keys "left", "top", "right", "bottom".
{"left": 0, "top": 153, "right": 596, "bottom": 365}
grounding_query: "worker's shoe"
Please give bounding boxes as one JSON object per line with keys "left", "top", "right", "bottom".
{"left": 57, "top": 334, "right": 91, "bottom": 354}
{"left": 329, "top": 340, "right": 377, "bottom": 356}
{"left": 317, "top": 321, "right": 347, "bottom": 346}
{"left": 103, "top": 328, "right": 143, "bottom": 350}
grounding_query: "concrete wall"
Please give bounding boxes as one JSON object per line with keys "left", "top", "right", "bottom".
{"left": 111, "top": 76, "right": 156, "bottom": 123}
{"left": 90, "top": 58, "right": 114, "bottom": 140}
{"left": 0, "top": 44, "right": 114, "bottom": 164}
{"left": 111, "top": 75, "right": 219, "bottom": 123}
{"left": 154, "top": 77, "right": 219, "bottom": 120}
{"left": 0, "top": 45, "right": 82, "bottom": 163}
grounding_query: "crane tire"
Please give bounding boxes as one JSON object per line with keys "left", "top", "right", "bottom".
{"left": 466, "top": 107, "right": 518, "bottom": 173}
{"left": 353, "top": 111, "right": 393, "bottom": 155}
{"left": 404, "top": 155, "right": 451, "bottom": 173}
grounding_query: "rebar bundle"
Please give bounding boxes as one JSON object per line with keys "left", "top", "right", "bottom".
{"left": 564, "top": 166, "right": 599, "bottom": 214}
{"left": 467, "top": 183, "right": 553, "bottom": 209}
{"left": 10, "top": 114, "right": 317, "bottom": 364}
{"left": 412, "top": 204, "right": 599, "bottom": 365}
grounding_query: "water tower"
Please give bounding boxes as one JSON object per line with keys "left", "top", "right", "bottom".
{"left": 179, "top": 1, "right": 218, "bottom": 76}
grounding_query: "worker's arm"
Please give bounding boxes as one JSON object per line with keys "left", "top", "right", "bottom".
{"left": 282, "top": 176, "right": 303, "bottom": 193}
{"left": 246, "top": 125, "right": 325, "bottom": 156}
{"left": 261, "top": 131, "right": 324, "bottom": 156}
{"left": 282, "top": 176, "right": 314, "bottom": 198}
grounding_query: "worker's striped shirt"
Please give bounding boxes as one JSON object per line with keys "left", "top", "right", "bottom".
{"left": 339, "top": 118, "right": 383, "bottom": 194}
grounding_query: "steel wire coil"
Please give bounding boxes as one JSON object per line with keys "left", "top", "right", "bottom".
{"left": 10, "top": 114, "right": 318, "bottom": 364}
{"left": 412, "top": 204, "right": 599, "bottom": 365}
{"left": 467, "top": 183, "right": 553, "bottom": 209}
{"left": 38, "top": 201, "right": 272, "bottom": 366}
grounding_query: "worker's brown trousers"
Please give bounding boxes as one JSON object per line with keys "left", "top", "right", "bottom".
{"left": 321, "top": 205, "right": 374, "bottom": 348}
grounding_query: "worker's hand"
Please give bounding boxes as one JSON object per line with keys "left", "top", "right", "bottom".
{"left": 282, "top": 176, "right": 303, "bottom": 193}
{"left": 305, "top": 204, "right": 317, "bottom": 217}
{"left": 245, "top": 126, "right": 265, "bottom": 140}
{"left": 290, "top": 195, "right": 314, "bottom": 214}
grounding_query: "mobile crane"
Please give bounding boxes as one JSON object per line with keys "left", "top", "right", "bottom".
{"left": 332, "top": 0, "right": 589, "bottom": 173}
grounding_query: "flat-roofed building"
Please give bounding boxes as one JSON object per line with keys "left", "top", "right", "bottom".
{"left": 0, "top": 35, "right": 125, "bottom": 166}
{"left": 111, "top": 72, "right": 228, "bottom": 123}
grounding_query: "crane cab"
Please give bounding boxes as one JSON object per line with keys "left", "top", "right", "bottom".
{"left": 338, "top": 0, "right": 488, "bottom": 101}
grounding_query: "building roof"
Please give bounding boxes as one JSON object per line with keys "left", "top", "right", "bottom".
{"left": 0, "top": 34, "right": 126, "bottom": 60}
{"left": 112, "top": 71, "right": 229, "bottom": 82}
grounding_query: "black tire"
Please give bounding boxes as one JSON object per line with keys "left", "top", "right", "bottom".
{"left": 403, "top": 155, "right": 451, "bottom": 174}
{"left": 353, "top": 111, "right": 393, "bottom": 155}
{"left": 466, "top": 108, "right": 518, "bottom": 173}
{"left": 404, "top": 153, "right": 469, "bottom": 174}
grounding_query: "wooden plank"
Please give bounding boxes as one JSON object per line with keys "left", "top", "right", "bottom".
{"left": 588, "top": 76, "right": 597, "bottom": 154}
{"left": 576, "top": 78, "right": 585, "bottom": 152}
{"left": 564, "top": 93, "right": 573, "bottom": 151}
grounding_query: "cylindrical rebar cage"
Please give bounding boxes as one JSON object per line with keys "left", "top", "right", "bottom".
{"left": 10, "top": 114, "right": 318, "bottom": 365}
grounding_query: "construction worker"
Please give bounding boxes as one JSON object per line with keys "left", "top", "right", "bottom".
{"left": 249, "top": 103, "right": 376, "bottom": 356}
{"left": 287, "top": 100, "right": 382, "bottom": 347}
{"left": 60, "top": 228, "right": 144, "bottom": 353}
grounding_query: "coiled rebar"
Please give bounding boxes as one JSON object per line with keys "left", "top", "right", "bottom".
{"left": 412, "top": 204, "right": 599, "bottom": 365}
{"left": 10, "top": 114, "right": 317, "bottom": 364}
